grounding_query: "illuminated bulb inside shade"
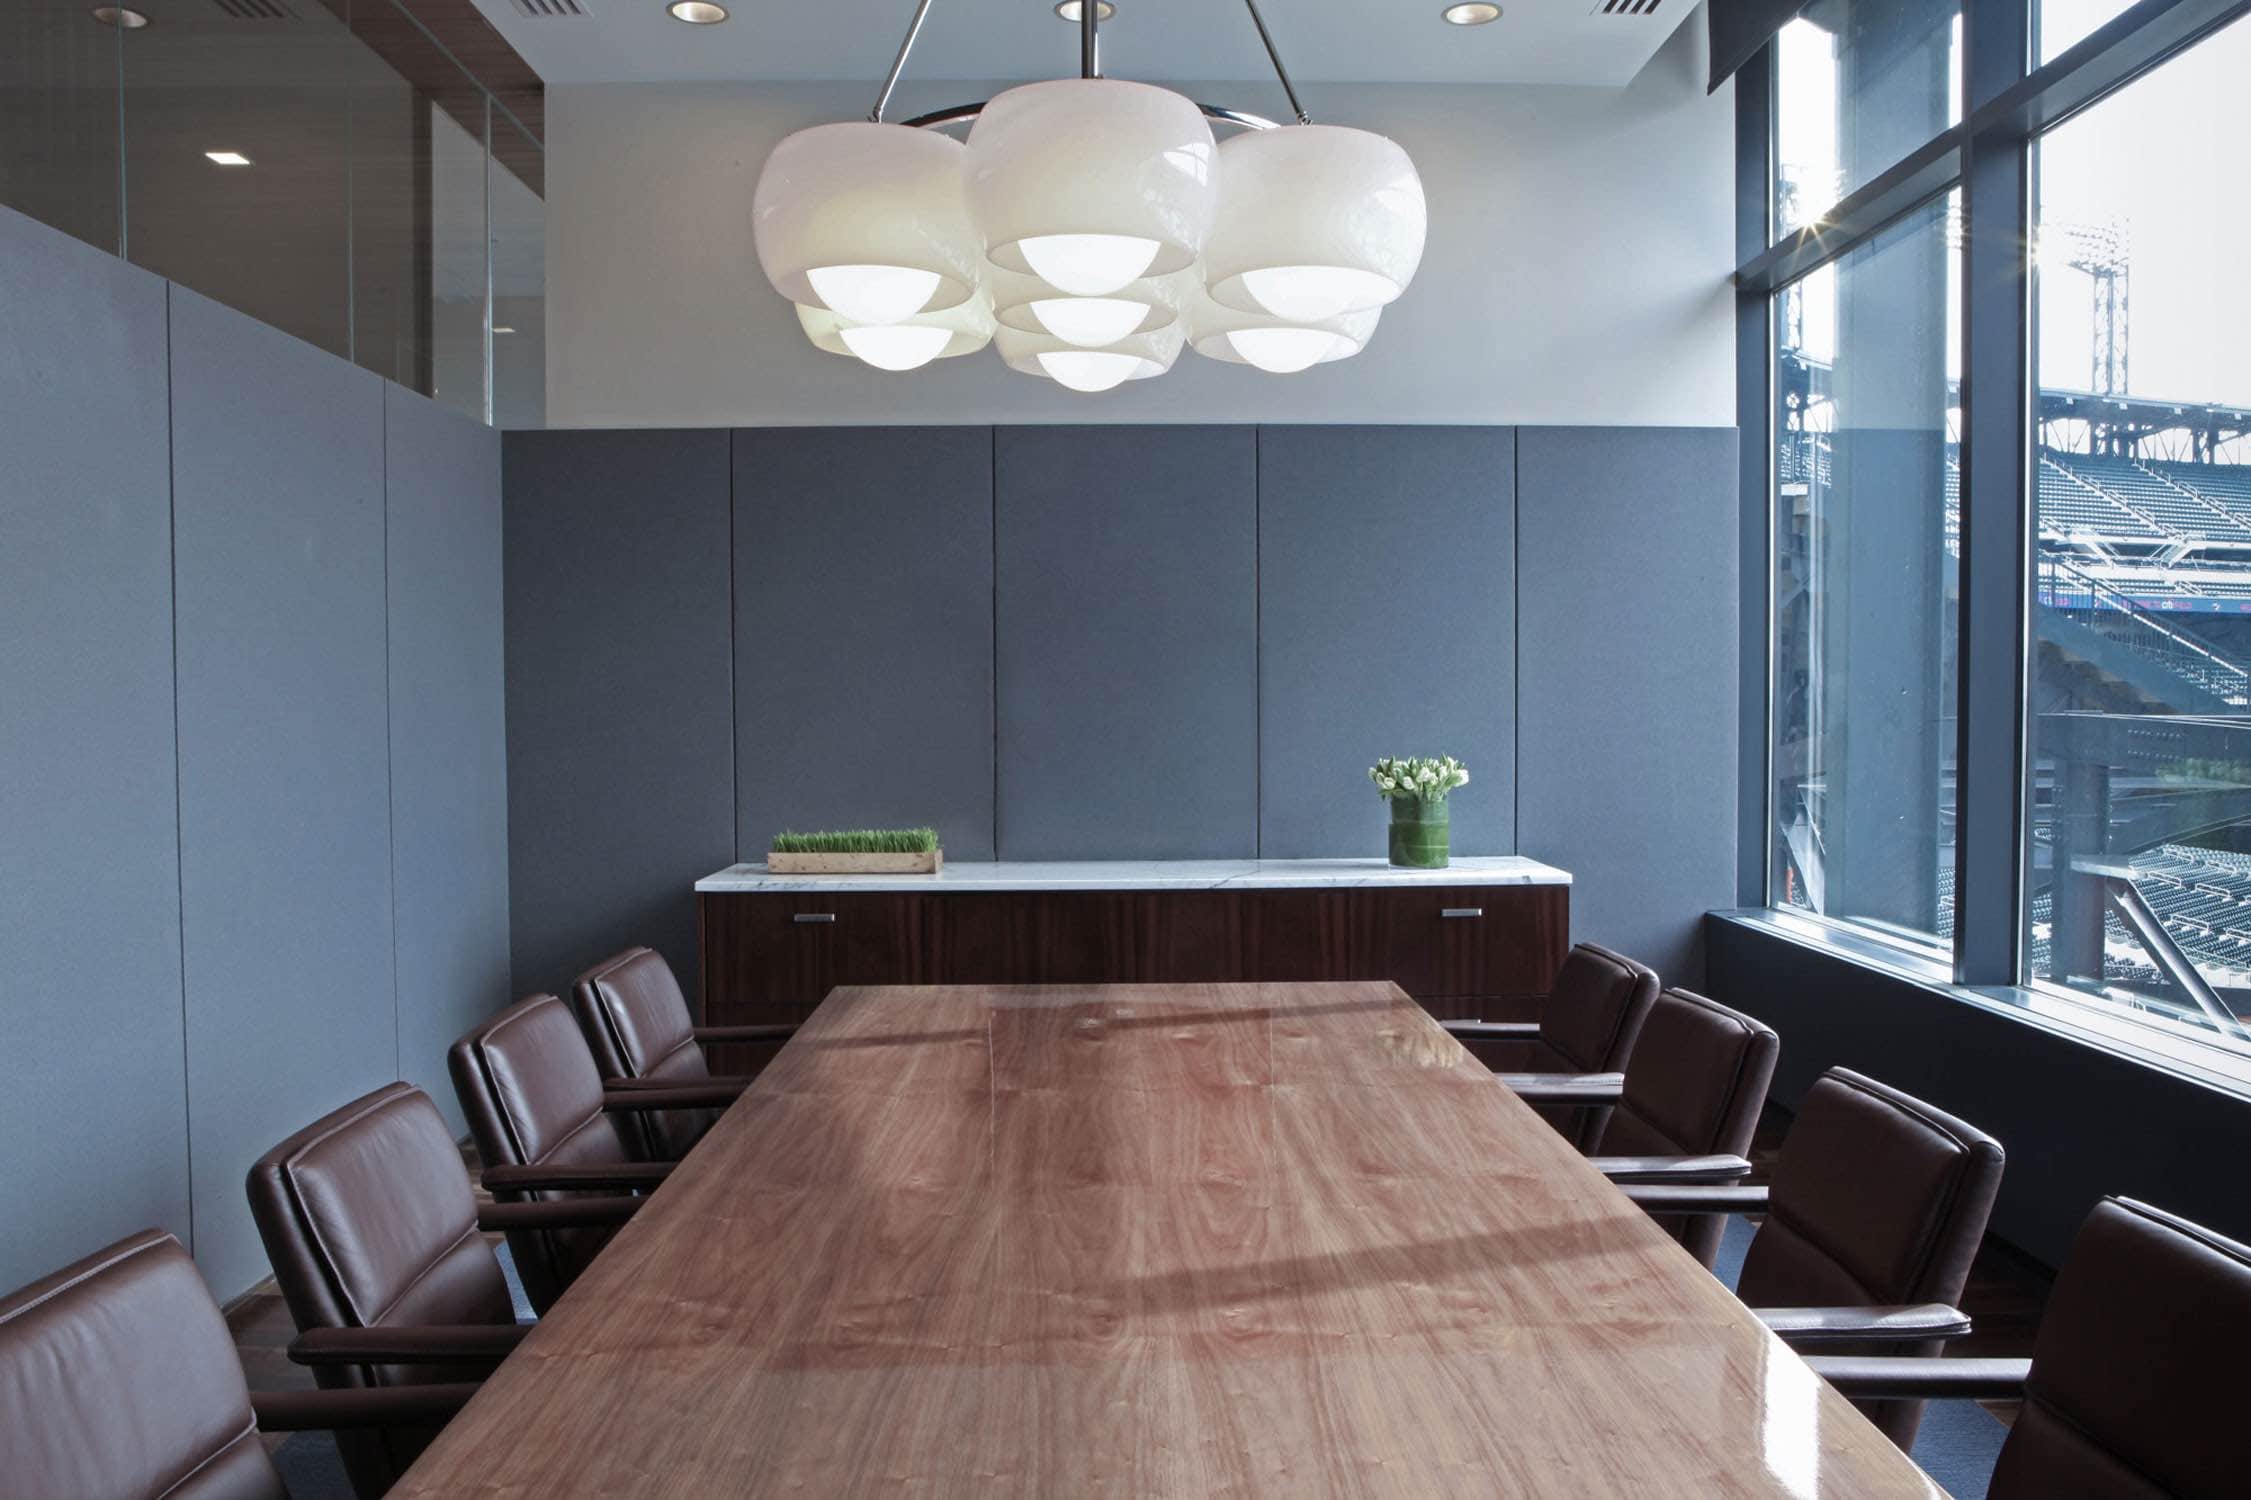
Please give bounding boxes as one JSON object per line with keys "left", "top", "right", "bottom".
{"left": 1029, "top": 297, "right": 1147, "bottom": 348}
{"left": 1036, "top": 350, "right": 1144, "bottom": 393}
{"left": 1018, "top": 234, "right": 1161, "bottom": 297}
{"left": 1224, "top": 327, "right": 1344, "bottom": 374}
{"left": 1239, "top": 265, "right": 1399, "bottom": 323}
{"left": 838, "top": 324, "right": 954, "bottom": 372}
{"left": 804, "top": 264, "right": 941, "bottom": 326}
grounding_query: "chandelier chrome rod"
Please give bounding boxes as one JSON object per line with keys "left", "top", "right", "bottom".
{"left": 1080, "top": 0, "right": 1099, "bottom": 78}
{"left": 1241, "top": 0, "right": 1311, "bottom": 124}
{"left": 899, "top": 99, "right": 1279, "bottom": 132}
{"left": 869, "top": 0, "right": 939, "bottom": 123}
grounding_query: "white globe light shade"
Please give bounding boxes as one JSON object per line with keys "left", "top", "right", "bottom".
{"left": 1184, "top": 283, "right": 1381, "bottom": 371}
{"left": 989, "top": 265, "right": 1188, "bottom": 346}
{"left": 754, "top": 123, "right": 982, "bottom": 323}
{"left": 996, "top": 319, "right": 1185, "bottom": 391}
{"left": 794, "top": 291, "right": 995, "bottom": 367}
{"left": 966, "top": 80, "right": 1217, "bottom": 296}
{"left": 1204, "top": 125, "right": 1426, "bottom": 320}
{"left": 838, "top": 324, "right": 955, "bottom": 371}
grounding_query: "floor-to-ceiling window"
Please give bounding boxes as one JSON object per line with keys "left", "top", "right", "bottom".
{"left": 1747, "top": 0, "right": 2251, "bottom": 1084}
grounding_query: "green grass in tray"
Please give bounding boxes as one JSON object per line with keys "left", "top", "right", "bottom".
{"left": 771, "top": 827, "right": 939, "bottom": 855}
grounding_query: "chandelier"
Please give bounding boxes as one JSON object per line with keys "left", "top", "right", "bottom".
{"left": 751, "top": 0, "right": 1427, "bottom": 393}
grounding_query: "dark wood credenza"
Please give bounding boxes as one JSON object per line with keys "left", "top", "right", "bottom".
{"left": 695, "top": 859, "right": 1570, "bottom": 1052}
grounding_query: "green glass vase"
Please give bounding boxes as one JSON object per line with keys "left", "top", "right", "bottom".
{"left": 1388, "top": 796, "right": 1451, "bottom": 868}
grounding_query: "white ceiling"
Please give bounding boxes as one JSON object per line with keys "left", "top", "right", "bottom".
{"left": 472, "top": 0, "right": 1698, "bottom": 90}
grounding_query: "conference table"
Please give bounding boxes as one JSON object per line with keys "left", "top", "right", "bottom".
{"left": 396, "top": 981, "right": 1944, "bottom": 1497}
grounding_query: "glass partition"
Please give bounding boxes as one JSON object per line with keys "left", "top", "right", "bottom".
{"left": 0, "top": 0, "right": 539, "bottom": 427}
{"left": 488, "top": 108, "right": 545, "bottom": 430}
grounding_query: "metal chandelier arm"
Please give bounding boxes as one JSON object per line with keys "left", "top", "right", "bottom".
{"left": 870, "top": 0, "right": 939, "bottom": 122}
{"left": 1242, "top": 0, "right": 1312, "bottom": 124}
{"left": 873, "top": 0, "right": 1312, "bottom": 126}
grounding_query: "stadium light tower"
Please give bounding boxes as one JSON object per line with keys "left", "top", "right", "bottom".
{"left": 2058, "top": 219, "right": 2132, "bottom": 402}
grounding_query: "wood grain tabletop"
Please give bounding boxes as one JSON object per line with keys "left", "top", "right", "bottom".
{"left": 395, "top": 981, "right": 1945, "bottom": 1498}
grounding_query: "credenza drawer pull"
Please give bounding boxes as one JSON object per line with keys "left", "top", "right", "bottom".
{"left": 793, "top": 913, "right": 837, "bottom": 924}
{"left": 1441, "top": 908, "right": 1484, "bottom": 919}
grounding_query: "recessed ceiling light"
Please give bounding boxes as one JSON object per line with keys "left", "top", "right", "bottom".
{"left": 1441, "top": 2, "right": 1502, "bottom": 23}
{"left": 205, "top": 151, "right": 252, "bottom": 167}
{"left": 667, "top": 0, "right": 728, "bottom": 21}
{"left": 91, "top": 5, "right": 150, "bottom": 27}
{"left": 1055, "top": 2, "right": 1116, "bottom": 21}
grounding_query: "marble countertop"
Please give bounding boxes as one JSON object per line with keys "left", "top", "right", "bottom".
{"left": 695, "top": 855, "right": 1570, "bottom": 894}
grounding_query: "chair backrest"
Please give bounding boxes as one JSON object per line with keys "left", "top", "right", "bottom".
{"left": 247, "top": 1083, "right": 515, "bottom": 1498}
{"left": 0, "top": 1229, "right": 286, "bottom": 1500}
{"left": 449, "top": 992, "right": 640, "bottom": 1313}
{"left": 1594, "top": 987, "right": 1779, "bottom": 1268}
{"left": 1739, "top": 1067, "right": 2004, "bottom": 1450}
{"left": 571, "top": 946, "right": 715, "bottom": 1159}
{"left": 1991, "top": 1197, "right": 2251, "bottom": 1500}
{"left": 1528, "top": 942, "right": 1661, "bottom": 1150}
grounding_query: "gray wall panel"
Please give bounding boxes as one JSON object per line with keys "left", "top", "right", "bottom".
{"left": 1518, "top": 426, "right": 1739, "bottom": 982}
{"left": 994, "top": 426, "right": 1259, "bottom": 860}
{"left": 733, "top": 427, "right": 995, "bottom": 861}
{"left": 0, "top": 207, "right": 190, "bottom": 1292}
{"left": 1258, "top": 426, "right": 1517, "bottom": 859}
{"left": 387, "top": 386, "right": 511, "bottom": 1132}
{"left": 504, "top": 429, "right": 734, "bottom": 996}
{"left": 171, "top": 288, "right": 396, "bottom": 1297}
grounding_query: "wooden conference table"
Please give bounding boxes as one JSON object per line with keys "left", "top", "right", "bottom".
{"left": 397, "top": 982, "right": 1943, "bottom": 1497}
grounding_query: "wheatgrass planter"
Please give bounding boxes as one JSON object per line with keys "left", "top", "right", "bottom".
{"left": 766, "top": 849, "right": 945, "bottom": 875}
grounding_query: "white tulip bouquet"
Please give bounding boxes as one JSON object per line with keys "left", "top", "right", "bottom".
{"left": 1368, "top": 755, "right": 1470, "bottom": 803}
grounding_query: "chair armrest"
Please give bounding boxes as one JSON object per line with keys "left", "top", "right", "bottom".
{"left": 1804, "top": 1355, "right": 2031, "bottom": 1401}
{"left": 1618, "top": 1183, "right": 1770, "bottom": 1216}
{"left": 481, "top": 1161, "right": 674, "bottom": 1193}
{"left": 251, "top": 1382, "right": 484, "bottom": 1432}
{"left": 478, "top": 1197, "right": 643, "bottom": 1233}
{"left": 693, "top": 1024, "right": 798, "bottom": 1044}
{"left": 1592, "top": 1154, "right": 1756, "bottom": 1184}
{"left": 1440, "top": 1020, "right": 1542, "bottom": 1039}
{"left": 1757, "top": 1304, "right": 1974, "bottom": 1346}
{"left": 1498, "top": 1072, "right": 1626, "bottom": 1104}
{"left": 600, "top": 1084, "right": 745, "bottom": 1112}
{"left": 603, "top": 1075, "right": 754, "bottom": 1093}
{"left": 288, "top": 1323, "right": 528, "bottom": 1368}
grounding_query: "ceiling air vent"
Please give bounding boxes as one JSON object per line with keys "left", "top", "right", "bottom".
{"left": 509, "top": 0, "right": 587, "bottom": 16}
{"left": 211, "top": 0, "right": 297, "bottom": 18}
{"left": 1591, "top": 0, "right": 1663, "bottom": 15}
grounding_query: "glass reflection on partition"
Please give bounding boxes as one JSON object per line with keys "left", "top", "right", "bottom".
{"left": 1770, "top": 195, "right": 1961, "bottom": 949}
{"left": 1774, "top": 0, "right": 1961, "bottom": 240}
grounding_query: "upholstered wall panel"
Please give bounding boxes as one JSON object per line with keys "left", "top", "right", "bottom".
{"left": 0, "top": 207, "right": 190, "bottom": 1292}
{"left": 386, "top": 386, "right": 511, "bottom": 1133}
{"left": 1517, "top": 425, "right": 1739, "bottom": 982}
{"left": 504, "top": 429, "right": 735, "bottom": 996}
{"left": 170, "top": 288, "right": 396, "bottom": 1297}
{"left": 993, "top": 426, "right": 1260, "bottom": 859}
{"left": 1257, "top": 426, "right": 1517, "bottom": 860}
{"left": 732, "top": 427, "right": 995, "bottom": 861}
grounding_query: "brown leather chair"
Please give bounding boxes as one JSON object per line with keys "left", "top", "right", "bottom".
{"left": 246, "top": 1082, "right": 639, "bottom": 1497}
{"left": 1624, "top": 1066, "right": 2005, "bottom": 1450}
{"left": 1813, "top": 1197, "right": 2251, "bottom": 1497}
{"left": 570, "top": 945, "right": 791, "bottom": 1159}
{"left": 1444, "top": 941, "right": 1661, "bottom": 1148}
{"left": 1525, "top": 987, "right": 1780, "bottom": 1268}
{"left": 450, "top": 992, "right": 735, "bottom": 1314}
{"left": 0, "top": 1227, "right": 477, "bottom": 1500}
